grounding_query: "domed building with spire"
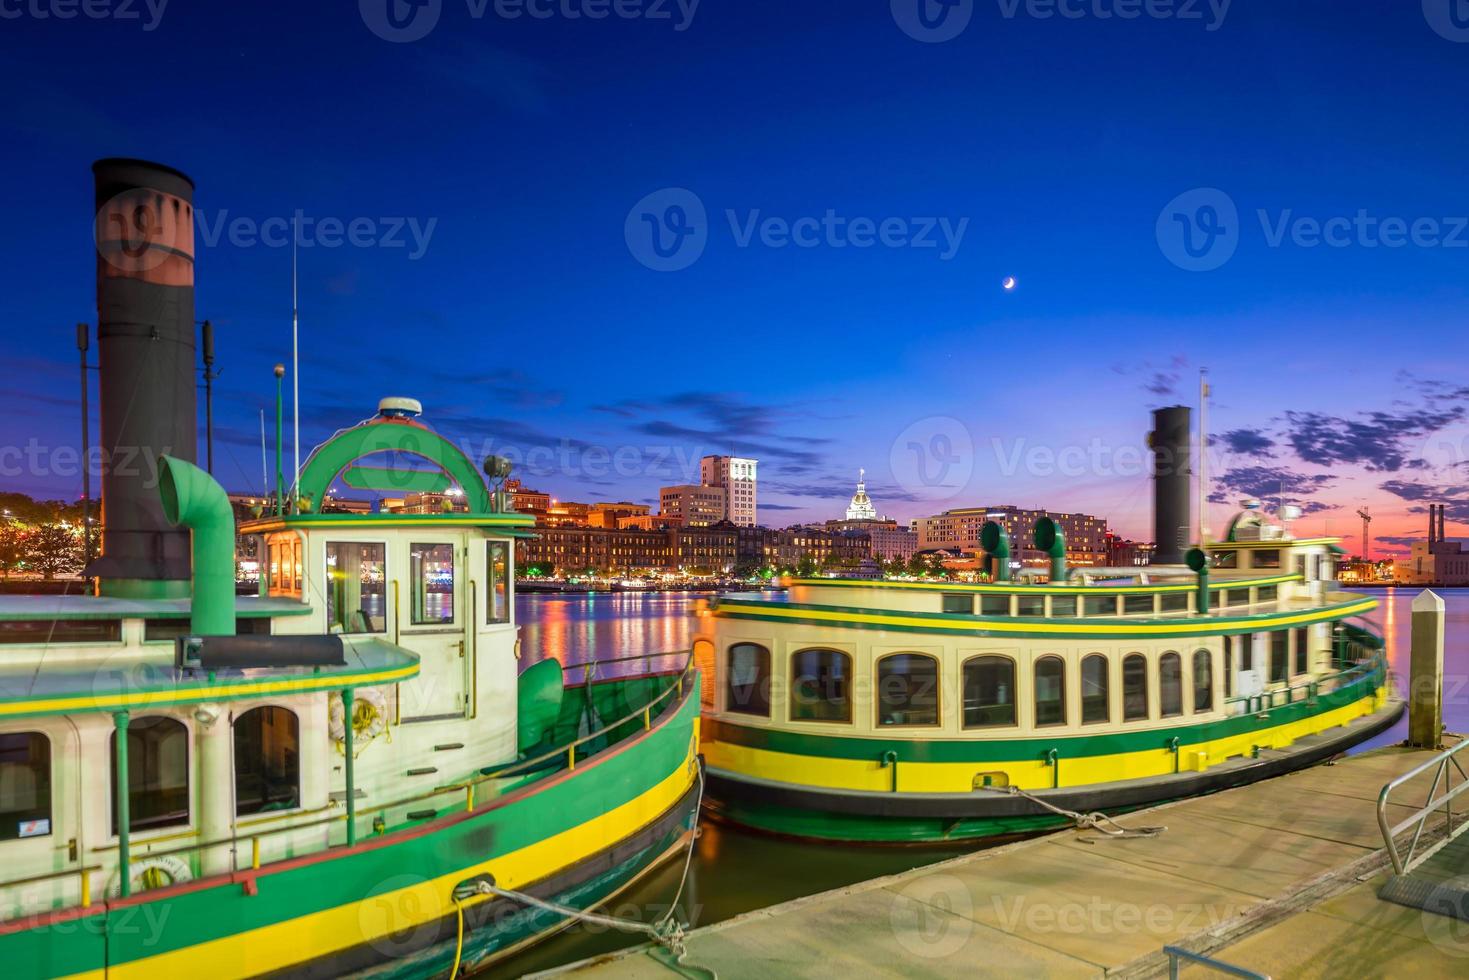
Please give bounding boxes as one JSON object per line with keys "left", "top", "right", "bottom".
{"left": 846, "top": 468, "right": 878, "bottom": 521}
{"left": 827, "top": 469, "right": 918, "bottom": 560}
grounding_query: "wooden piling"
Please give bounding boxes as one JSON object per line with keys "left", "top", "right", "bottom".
{"left": 1408, "top": 589, "right": 1445, "bottom": 749}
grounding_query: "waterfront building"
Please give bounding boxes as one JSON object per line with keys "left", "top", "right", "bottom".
{"left": 671, "top": 523, "right": 740, "bottom": 575}
{"left": 395, "top": 490, "right": 469, "bottom": 514}
{"left": 518, "top": 525, "right": 673, "bottom": 575}
{"left": 700, "top": 455, "right": 758, "bottom": 526}
{"left": 825, "top": 519, "right": 917, "bottom": 561}
{"left": 505, "top": 479, "right": 551, "bottom": 519}
{"left": 587, "top": 502, "right": 650, "bottom": 528}
{"left": 1392, "top": 503, "right": 1469, "bottom": 585}
{"left": 619, "top": 512, "right": 685, "bottom": 531}
{"left": 659, "top": 484, "right": 728, "bottom": 527}
{"left": 1103, "top": 533, "right": 1155, "bottom": 567}
{"left": 915, "top": 505, "right": 1109, "bottom": 567}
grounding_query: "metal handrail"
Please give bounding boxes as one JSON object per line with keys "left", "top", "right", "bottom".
{"left": 1165, "top": 946, "right": 1269, "bottom": 979}
{"left": 1377, "top": 736, "right": 1469, "bottom": 875}
{"left": 0, "top": 650, "right": 696, "bottom": 901}
{"left": 1222, "top": 651, "right": 1384, "bottom": 715}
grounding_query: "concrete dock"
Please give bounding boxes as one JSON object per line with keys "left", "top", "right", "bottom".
{"left": 538, "top": 739, "right": 1467, "bottom": 978}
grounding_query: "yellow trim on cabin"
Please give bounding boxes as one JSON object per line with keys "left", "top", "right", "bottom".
{"left": 101, "top": 739, "right": 699, "bottom": 979}
{"left": 789, "top": 573, "right": 1301, "bottom": 595}
{"left": 0, "top": 663, "right": 421, "bottom": 718}
{"left": 703, "top": 690, "right": 1382, "bottom": 795}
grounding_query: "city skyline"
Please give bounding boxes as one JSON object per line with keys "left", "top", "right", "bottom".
{"left": 3, "top": 4, "right": 1467, "bottom": 554}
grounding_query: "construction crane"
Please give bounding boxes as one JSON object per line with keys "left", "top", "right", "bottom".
{"left": 1357, "top": 506, "right": 1372, "bottom": 563}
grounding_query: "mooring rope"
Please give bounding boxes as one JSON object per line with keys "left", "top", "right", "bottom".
{"left": 980, "top": 784, "right": 1166, "bottom": 839}
{"left": 449, "top": 763, "right": 713, "bottom": 979}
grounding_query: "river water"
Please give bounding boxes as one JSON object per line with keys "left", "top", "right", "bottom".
{"left": 503, "top": 587, "right": 1469, "bottom": 976}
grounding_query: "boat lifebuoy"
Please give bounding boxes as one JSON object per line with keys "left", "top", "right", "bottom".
{"left": 108, "top": 855, "right": 193, "bottom": 897}
{"left": 330, "top": 687, "right": 390, "bottom": 752}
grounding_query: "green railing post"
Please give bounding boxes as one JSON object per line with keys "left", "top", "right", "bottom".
{"left": 342, "top": 689, "right": 357, "bottom": 846}
{"left": 113, "top": 711, "right": 131, "bottom": 898}
{"left": 1046, "top": 748, "right": 1060, "bottom": 788}
{"left": 881, "top": 750, "right": 899, "bottom": 792}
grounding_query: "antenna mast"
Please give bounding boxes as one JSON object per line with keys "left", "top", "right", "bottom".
{"left": 1198, "top": 368, "right": 1210, "bottom": 545}
{"left": 291, "top": 239, "right": 300, "bottom": 509}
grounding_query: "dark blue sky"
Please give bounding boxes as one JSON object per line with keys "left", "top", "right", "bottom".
{"left": 4, "top": 1, "right": 1468, "bottom": 548}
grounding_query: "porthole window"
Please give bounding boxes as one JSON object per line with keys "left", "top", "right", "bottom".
{"left": 111, "top": 717, "right": 190, "bottom": 834}
{"left": 876, "top": 653, "right": 940, "bottom": 726}
{"left": 1034, "top": 656, "right": 1067, "bottom": 727}
{"left": 1160, "top": 652, "right": 1183, "bottom": 717}
{"left": 235, "top": 707, "right": 300, "bottom": 816}
{"left": 1123, "top": 654, "right": 1149, "bottom": 721}
{"left": 0, "top": 732, "right": 51, "bottom": 840}
{"left": 790, "top": 648, "right": 851, "bottom": 723}
{"left": 962, "top": 656, "right": 1016, "bottom": 728}
{"left": 1081, "top": 654, "right": 1109, "bottom": 724}
{"left": 1193, "top": 650, "right": 1214, "bottom": 713}
{"left": 726, "top": 643, "right": 772, "bottom": 717}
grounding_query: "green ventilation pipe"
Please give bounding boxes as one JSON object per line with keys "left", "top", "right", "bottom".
{"left": 1035, "top": 517, "right": 1066, "bottom": 583}
{"left": 981, "top": 521, "right": 1011, "bottom": 582}
{"left": 158, "top": 455, "right": 236, "bottom": 636}
{"left": 1186, "top": 548, "right": 1211, "bottom": 614}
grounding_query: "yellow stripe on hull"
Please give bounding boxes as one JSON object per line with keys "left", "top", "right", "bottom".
{"left": 703, "top": 690, "right": 1383, "bottom": 794}
{"left": 99, "top": 739, "right": 698, "bottom": 979}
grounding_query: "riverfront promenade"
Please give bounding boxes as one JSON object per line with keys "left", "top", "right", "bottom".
{"left": 539, "top": 736, "right": 1466, "bottom": 978}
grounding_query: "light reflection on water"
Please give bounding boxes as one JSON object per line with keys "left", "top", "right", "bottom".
{"left": 505, "top": 587, "right": 1468, "bottom": 976}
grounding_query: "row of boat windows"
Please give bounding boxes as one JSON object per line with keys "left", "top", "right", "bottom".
{"left": 280, "top": 539, "right": 512, "bottom": 630}
{"left": 939, "top": 584, "right": 1278, "bottom": 618}
{"left": 0, "top": 708, "right": 299, "bottom": 844}
{"left": 724, "top": 645, "right": 1220, "bottom": 728}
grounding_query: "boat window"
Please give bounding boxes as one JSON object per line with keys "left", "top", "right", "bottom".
{"left": 0, "top": 619, "right": 122, "bottom": 644}
{"left": 941, "top": 593, "right": 973, "bottom": 614}
{"left": 876, "top": 653, "right": 940, "bottom": 727}
{"left": 1270, "top": 632, "right": 1289, "bottom": 684}
{"left": 1226, "top": 588, "right": 1251, "bottom": 607}
{"left": 0, "top": 732, "right": 51, "bottom": 841}
{"left": 1213, "top": 551, "right": 1238, "bottom": 569}
{"left": 962, "top": 656, "right": 1016, "bottom": 728}
{"left": 1160, "top": 652, "right": 1183, "bottom": 717}
{"left": 1224, "top": 641, "right": 1233, "bottom": 698}
{"left": 1160, "top": 592, "right": 1189, "bottom": 613}
{"left": 1293, "top": 628, "right": 1309, "bottom": 675}
{"left": 1193, "top": 649, "right": 1214, "bottom": 712}
{"left": 1253, "top": 550, "right": 1281, "bottom": 569}
{"left": 1081, "top": 654, "right": 1109, "bottom": 724}
{"left": 234, "top": 707, "right": 300, "bottom": 816}
{"left": 979, "top": 595, "right": 1010, "bottom": 616}
{"left": 1083, "top": 595, "right": 1116, "bottom": 616}
{"left": 790, "top": 648, "right": 851, "bottom": 723}
{"left": 1236, "top": 633, "right": 1254, "bottom": 672}
{"left": 726, "top": 643, "right": 771, "bottom": 717}
{"left": 1295, "top": 555, "right": 1308, "bottom": 580}
{"left": 111, "top": 716, "right": 189, "bottom": 834}
{"left": 1256, "top": 584, "right": 1277, "bottom": 603}
{"left": 1123, "top": 654, "right": 1149, "bottom": 721}
{"left": 486, "top": 541, "right": 512, "bottom": 625}
{"left": 268, "top": 537, "right": 303, "bottom": 598}
{"left": 326, "top": 542, "right": 387, "bottom": 633}
{"left": 409, "top": 543, "right": 456, "bottom": 625}
{"left": 1034, "top": 656, "right": 1066, "bottom": 727}
{"left": 1123, "top": 594, "right": 1154, "bottom": 615}
{"left": 1015, "top": 595, "right": 1046, "bottom": 617}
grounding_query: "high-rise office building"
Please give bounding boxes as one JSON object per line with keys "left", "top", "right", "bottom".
{"left": 700, "top": 455, "right": 758, "bottom": 526}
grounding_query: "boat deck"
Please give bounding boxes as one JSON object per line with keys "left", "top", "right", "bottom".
{"left": 540, "top": 739, "right": 1467, "bottom": 977}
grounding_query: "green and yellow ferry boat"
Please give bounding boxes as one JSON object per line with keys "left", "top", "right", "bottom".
{"left": 694, "top": 411, "right": 1400, "bottom": 843}
{"left": 0, "top": 159, "right": 700, "bottom": 978}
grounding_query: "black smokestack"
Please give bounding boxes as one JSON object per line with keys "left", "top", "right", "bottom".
{"left": 1150, "top": 405, "right": 1192, "bottom": 565}
{"left": 89, "top": 158, "right": 198, "bottom": 592}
